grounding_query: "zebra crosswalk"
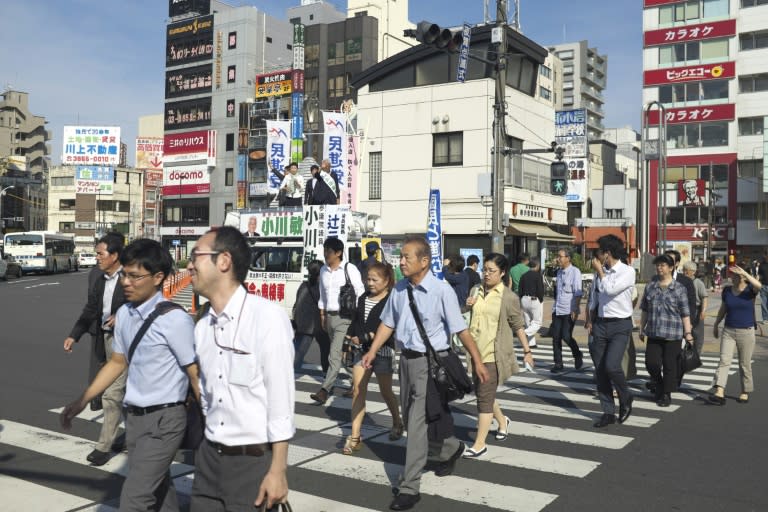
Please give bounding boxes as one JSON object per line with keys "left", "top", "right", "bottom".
{"left": 0, "top": 344, "right": 732, "bottom": 511}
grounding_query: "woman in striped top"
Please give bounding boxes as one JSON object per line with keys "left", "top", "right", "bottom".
{"left": 342, "top": 261, "right": 403, "bottom": 455}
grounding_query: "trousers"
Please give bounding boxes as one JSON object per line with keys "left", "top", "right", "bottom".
{"left": 645, "top": 337, "right": 682, "bottom": 394}
{"left": 714, "top": 326, "right": 755, "bottom": 393}
{"left": 96, "top": 332, "right": 127, "bottom": 452}
{"left": 592, "top": 319, "right": 633, "bottom": 415}
{"left": 321, "top": 314, "right": 351, "bottom": 392}
{"left": 551, "top": 314, "right": 582, "bottom": 365}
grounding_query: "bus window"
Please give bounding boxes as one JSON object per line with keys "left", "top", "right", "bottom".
{"left": 287, "top": 248, "right": 303, "bottom": 273}
{"left": 265, "top": 248, "right": 289, "bottom": 272}
{"left": 5, "top": 234, "right": 43, "bottom": 246}
{"left": 250, "top": 248, "right": 267, "bottom": 271}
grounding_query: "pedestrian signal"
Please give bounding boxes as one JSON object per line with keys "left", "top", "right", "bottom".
{"left": 550, "top": 161, "right": 568, "bottom": 196}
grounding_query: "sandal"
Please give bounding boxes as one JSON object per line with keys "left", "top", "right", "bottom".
{"left": 495, "top": 416, "right": 511, "bottom": 441}
{"left": 389, "top": 422, "right": 404, "bottom": 441}
{"left": 342, "top": 435, "right": 362, "bottom": 455}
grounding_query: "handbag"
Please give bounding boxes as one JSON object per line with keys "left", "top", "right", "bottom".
{"left": 679, "top": 340, "right": 702, "bottom": 374}
{"left": 406, "top": 287, "right": 472, "bottom": 402}
{"left": 338, "top": 263, "right": 357, "bottom": 319}
{"left": 257, "top": 502, "right": 293, "bottom": 512}
{"left": 127, "top": 301, "right": 204, "bottom": 451}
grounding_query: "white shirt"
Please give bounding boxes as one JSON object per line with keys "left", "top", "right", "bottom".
{"left": 318, "top": 262, "right": 365, "bottom": 312}
{"left": 280, "top": 173, "right": 304, "bottom": 198}
{"left": 589, "top": 260, "right": 636, "bottom": 319}
{"left": 101, "top": 267, "right": 122, "bottom": 326}
{"left": 195, "top": 286, "right": 295, "bottom": 445}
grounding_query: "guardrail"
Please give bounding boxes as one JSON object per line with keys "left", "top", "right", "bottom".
{"left": 163, "top": 269, "right": 192, "bottom": 299}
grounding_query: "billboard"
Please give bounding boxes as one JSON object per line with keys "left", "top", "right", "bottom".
{"left": 163, "top": 129, "right": 216, "bottom": 165}
{"left": 164, "top": 97, "right": 212, "bottom": 130}
{"left": 255, "top": 70, "right": 293, "bottom": 99}
{"left": 135, "top": 137, "right": 164, "bottom": 170}
{"left": 644, "top": 19, "right": 736, "bottom": 47}
{"left": 166, "top": 65, "right": 213, "bottom": 98}
{"left": 63, "top": 126, "right": 121, "bottom": 166}
{"left": 555, "top": 109, "right": 588, "bottom": 203}
{"left": 168, "top": 0, "right": 210, "bottom": 18}
{"left": 75, "top": 166, "right": 114, "bottom": 195}
{"left": 645, "top": 103, "right": 735, "bottom": 125}
{"left": 643, "top": 61, "right": 735, "bottom": 86}
{"left": 162, "top": 163, "right": 210, "bottom": 196}
{"left": 677, "top": 179, "right": 707, "bottom": 207}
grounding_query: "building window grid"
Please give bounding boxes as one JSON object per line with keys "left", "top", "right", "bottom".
{"left": 739, "top": 30, "right": 768, "bottom": 50}
{"left": 739, "top": 73, "right": 768, "bottom": 92}
{"left": 432, "top": 132, "right": 463, "bottom": 167}
{"left": 369, "top": 152, "right": 382, "bottom": 200}
{"left": 658, "top": 0, "right": 729, "bottom": 25}
{"left": 738, "top": 117, "right": 764, "bottom": 136}
{"left": 742, "top": 0, "right": 768, "bottom": 6}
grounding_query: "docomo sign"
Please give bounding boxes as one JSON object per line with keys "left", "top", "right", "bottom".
{"left": 644, "top": 19, "right": 735, "bottom": 47}
{"left": 162, "top": 163, "right": 210, "bottom": 195}
{"left": 644, "top": 61, "right": 735, "bottom": 86}
{"left": 163, "top": 129, "right": 216, "bottom": 165}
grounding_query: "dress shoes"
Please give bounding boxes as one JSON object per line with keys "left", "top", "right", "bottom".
{"left": 390, "top": 493, "right": 421, "bottom": 510}
{"left": 550, "top": 364, "right": 564, "bottom": 374}
{"left": 435, "top": 442, "right": 465, "bottom": 477}
{"left": 86, "top": 449, "right": 111, "bottom": 466}
{"left": 708, "top": 394, "right": 726, "bottom": 406}
{"left": 111, "top": 433, "right": 126, "bottom": 453}
{"left": 618, "top": 395, "right": 633, "bottom": 424}
{"left": 574, "top": 353, "right": 584, "bottom": 370}
{"left": 657, "top": 393, "right": 671, "bottom": 407}
{"left": 310, "top": 387, "right": 329, "bottom": 404}
{"left": 593, "top": 413, "right": 616, "bottom": 428}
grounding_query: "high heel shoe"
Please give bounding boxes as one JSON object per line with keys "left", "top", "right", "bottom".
{"left": 389, "top": 422, "right": 404, "bottom": 441}
{"left": 342, "top": 435, "right": 362, "bottom": 455}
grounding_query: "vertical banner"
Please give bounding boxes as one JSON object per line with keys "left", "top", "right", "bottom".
{"left": 291, "top": 22, "right": 305, "bottom": 163}
{"left": 554, "top": 108, "right": 588, "bottom": 203}
{"left": 457, "top": 22, "right": 472, "bottom": 83}
{"left": 323, "top": 111, "right": 348, "bottom": 201}
{"left": 426, "top": 189, "right": 443, "bottom": 278}
{"left": 302, "top": 204, "right": 352, "bottom": 268}
{"left": 345, "top": 135, "right": 359, "bottom": 209}
{"left": 267, "top": 120, "right": 291, "bottom": 194}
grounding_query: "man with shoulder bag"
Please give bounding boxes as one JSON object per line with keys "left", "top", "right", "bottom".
{"left": 311, "top": 237, "right": 365, "bottom": 405}
{"left": 362, "top": 236, "right": 488, "bottom": 511}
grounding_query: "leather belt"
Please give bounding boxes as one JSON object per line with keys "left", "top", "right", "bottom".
{"left": 401, "top": 348, "right": 448, "bottom": 359}
{"left": 596, "top": 316, "right": 632, "bottom": 323}
{"left": 326, "top": 311, "right": 340, "bottom": 316}
{"left": 206, "top": 438, "right": 271, "bottom": 457}
{"left": 124, "top": 401, "right": 184, "bottom": 416}
{"left": 523, "top": 295, "right": 539, "bottom": 300}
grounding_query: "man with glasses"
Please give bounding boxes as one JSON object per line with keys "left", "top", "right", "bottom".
{"left": 187, "top": 226, "right": 294, "bottom": 510}
{"left": 61, "top": 239, "right": 199, "bottom": 511}
{"left": 551, "top": 249, "right": 584, "bottom": 373}
{"left": 62, "top": 232, "right": 127, "bottom": 466}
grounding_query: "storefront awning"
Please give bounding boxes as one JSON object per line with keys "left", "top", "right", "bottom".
{"left": 507, "top": 222, "right": 574, "bottom": 242}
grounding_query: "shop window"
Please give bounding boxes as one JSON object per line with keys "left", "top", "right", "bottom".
{"left": 225, "top": 167, "right": 234, "bottom": 186}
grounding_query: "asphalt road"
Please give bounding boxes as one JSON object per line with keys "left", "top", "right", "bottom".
{"left": 1, "top": 271, "right": 767, "bottom": 511}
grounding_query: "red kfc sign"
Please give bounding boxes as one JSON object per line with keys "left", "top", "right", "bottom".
{"left": 644, "top": 19, "right": 736, "bottom": 47}
{"left": 646, "top": 103, "right": 735, "bottom": 125}
{"left": 677, "top": 179, "right": 707, "bottom": 207}
{"left": 643, "top": 61, "right": 735, "bottom": 86}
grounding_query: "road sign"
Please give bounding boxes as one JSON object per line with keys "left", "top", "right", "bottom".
{"left": 172, "top": 239, "right": 181, "bottom": 246}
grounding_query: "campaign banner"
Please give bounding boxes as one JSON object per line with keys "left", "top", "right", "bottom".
{"left": 163, "top": 129, "right": 216, "bottom": 165}
{"left": 644, "top": 19, "right": 736, "bottom": 47}
{"left": 135, "top": 137, "right": 164, "bottom": 170}
{"left": 267, "top": 120, "right": 291, "bottom": 193}
{"left": 75, "top": 166, "right": 114, "bottom": 195}
{"left": 344, "top": 135, "right": 359, "bottom": 209}
{"left": 646, "top": 103, "right": 735, "bottom": 125}
{"left": 323, "top": 111, "right": 348, "bottom": 200}
{"left": 426, "top": 189, "right": 443, "bottom": 278}
{"left": 643, "top": 61, "right": 735, "bottom": 86}
{"left": 63, "top": 126, "right": 121, "bottom": 165}
{"left": 162, "top": 163, "right": 211, "bottom": 196}
{"left": 302, "top": 205, "right": 352, "bottom": 269}
{"left": 457, "top": 23, "right": 472, "bottom": 83}
{"left": 240, "top": 209, "right": 304, "bottom": 238}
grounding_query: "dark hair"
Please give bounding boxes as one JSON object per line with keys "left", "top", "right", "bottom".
{"left": 307, "top": 259, "right": 323, "bottom": 286}
{"left": 310, "top": 164, "right": 319, "bottom": 172}
{"left": 485, "top": 252, "right": 510, "bottom": 286}
{"left": 467, "top": 254, "right": 480, "bottom": 266}
{"left": 653, "top": 254, "right": 675, "bottom": 267}
{"left": 210, "top": 226, "right": 251, "bottom": 283}
{"left": 120, "top": 239, "right": 174, "bottom": 287}
{"left": 446, "top": 255, "right": 464, "bottom": 273}
{"left": 597, "top": 234, "right": 626, "bottom": 260}
{"left": 664, "top": 249, "right": 681, "bottom": 264}
{"left": 367, "top": 261, "right": 395, "bottom": 291}
{"left": 528, "top": 257, "right": 540, "bottom": 270}
{"left": 518, "top": 252, "right": 530, "bottom": 263}
{"left": 403, "top": 236, "right": 431, "bottom": 260}
{"left": 323, "top": 237, "right": 345, "bottom": 257}
{"left": 98, "top": 232, "right": 124, "bottom": 256}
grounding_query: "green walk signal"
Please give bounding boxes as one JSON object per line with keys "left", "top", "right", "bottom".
{"left": 550, "top": 161, "right": 568, "bottom": 196}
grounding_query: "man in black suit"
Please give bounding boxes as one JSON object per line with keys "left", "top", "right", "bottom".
{"left": 304, "top": 164, "right": 320, "bottom": 205}
{"left": 311, "top": 159, "right": 340, "bottom": 205}
{"left": 63, "top": 232, "right": 127, "bottom": 466}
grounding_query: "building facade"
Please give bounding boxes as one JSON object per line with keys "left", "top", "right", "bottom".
{"left": 642, "top": 0, "right": 768, "bottom": 263}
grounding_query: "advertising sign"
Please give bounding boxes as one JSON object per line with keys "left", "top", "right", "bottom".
{"left": 163, "top": 129, "right": 216, "bottom": 165}
{"left": 164, "top": 97, "right": 212, "bottom": 130}
{"left": 344, "top": 135, "right": 359, "bottom": 210}
{"left": 165, "top": 65, "right": 213, "bottom": 98}
{"left": 162, "top": 163, "right": 210, "bottom": 196}
{"left": 240, "top": 210, "right": 304, "bottom": 238}
{"left": 145, "top": 170, "right": 163, "bottom": 188}
{"left": 63, "top": 126, "right": 121, "bottom": 165}
{"left": 167, "top": 14, "right": 213, "bottom": 39}
{"left": 643, "top": 61, "right": 735, "bottom": 86}
{"left": 677, "top": 179, "right": 707, "bottom": 207}
{"left": 644, "top": 19, "right": 736, "bottom": 47}
{"left": 555, "top": 109, "right": 588, "bottom": 203}
{"left": 75, "top": 166, "right": 114, "bottom": 195}
{"left": 135, "top": 137, "right": 164, "bottom": 170}
{"left": 646, "top": 103, "right": 734, "bottom": 125}
{"left": 267, "top": 120, "right": 291, "bottom": 193}
{"left": 255, "top": 70, "right": 293, "bottom": 99}
{"left": 169, "top": 0, "right": 211, "bottom": 18}
{"left": 426, "top": 189, "right": 443, "bottom": 278}
{"left": 457, "top": 23, "right": 472, "bottom": 83}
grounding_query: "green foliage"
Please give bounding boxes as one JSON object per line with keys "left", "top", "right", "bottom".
{"left": 570, "top": 252, "right": 593, "bottom": 274}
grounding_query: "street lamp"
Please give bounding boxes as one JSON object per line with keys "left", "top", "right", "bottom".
{"left": 0, "top": 185, "right": 16, "bottom": 232}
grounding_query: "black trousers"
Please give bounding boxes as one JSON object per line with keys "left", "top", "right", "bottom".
{"left": 551, "top": 314, "right": 582, "bottom": 366}
{"left": 645, "top": 337, "right": 682, "bottom": 394}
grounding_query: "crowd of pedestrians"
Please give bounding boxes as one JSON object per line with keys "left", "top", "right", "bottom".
{"left": 59, "top": 228, "right": 762, "bottom": 511}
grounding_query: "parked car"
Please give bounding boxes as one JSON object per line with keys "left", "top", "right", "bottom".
{"left": 0, "top": 254, "right": 23, "bottom": 280}
{"left": 78, "top": 252, "right": 97, "bottom": 268}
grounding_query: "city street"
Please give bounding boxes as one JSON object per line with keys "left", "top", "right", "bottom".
{"left": 0, "top": 272, "right": 767, "bottom": 511}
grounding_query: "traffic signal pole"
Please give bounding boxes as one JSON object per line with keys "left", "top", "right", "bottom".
{"left": 491, "top": 0, "right": 508, "bottom": 254}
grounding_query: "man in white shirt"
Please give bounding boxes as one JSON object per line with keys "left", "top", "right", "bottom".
{"left": 310, "top": 237, "right": 366, "bottom": 404}
{"left": 585, "top": 235, "right": 637, "bottom": 428}
{"left": 188, "top": 226, "right": 294, "bottom": 510}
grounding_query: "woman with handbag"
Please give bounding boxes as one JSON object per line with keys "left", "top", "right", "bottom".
{"left": 462, "top": 253, "right": 534, "bottom": 458}
{"left": 342, "top": 261, "right": 403, "bottom": 455}
{"left": 709, "top": 264, "right": 761, "bottom": 405}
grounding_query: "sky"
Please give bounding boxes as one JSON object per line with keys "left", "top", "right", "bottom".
{"left": 0, "top": 0, "right": 641, "bottom": 167}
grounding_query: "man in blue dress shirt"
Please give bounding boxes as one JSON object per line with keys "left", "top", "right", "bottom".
{"left": 551, "top": 248, "right": 584, "bottom": 372}
{"left": 61, "top": 239, "right": 199, "bottom": 512}
{"left": 362, "top": 236, "right": 489, "bottom": 511}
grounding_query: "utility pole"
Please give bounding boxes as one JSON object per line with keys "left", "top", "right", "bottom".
{"left": 491, "top": 0, "right": 508, "bottom": 254}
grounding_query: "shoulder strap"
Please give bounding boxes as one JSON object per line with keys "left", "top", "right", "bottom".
{"left": 343, "top": 262, "right": 351, "bottom": 285}
{"left": 127, "top": 301, "right": 186, "bottom": 363}
{"left": 406, "top": 286, "right": 440, "bottom": 360}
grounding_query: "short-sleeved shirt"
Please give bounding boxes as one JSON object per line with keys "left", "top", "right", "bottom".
{"left": 380, "top": 272, "right": 466, "bottom": 352}
{"left": 723, "top": 284, "right": 757, "bottom": 328}
{"left": 692, "top": 277, "right": 709, "bottom": 308}
{"left": 509, "top": 263, "right": 530, "bottom": 293}
{"left": 640, "top": 279, "right": 690, "bottom": 340}
{"left": 113, "top": 292, "right": 196, "bottom": 407}
{"left": 554, "top": 264, "right": 583, "bottom": 315}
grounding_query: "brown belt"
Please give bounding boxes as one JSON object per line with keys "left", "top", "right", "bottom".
{"left": 206, "top": 438, "right": 271, "bottom": 457}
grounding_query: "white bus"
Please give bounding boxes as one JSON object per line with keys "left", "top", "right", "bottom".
{"left": 3, "top": 231, "right": 78, "bottom": 274}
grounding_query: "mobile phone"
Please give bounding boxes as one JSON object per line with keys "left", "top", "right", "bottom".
{"left": 524, "top": 360, "right": 535, "bottom": 372}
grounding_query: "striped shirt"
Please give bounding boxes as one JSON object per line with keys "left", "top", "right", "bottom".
{"left": 365, "top": 297, "right": 394, "bottom": 358}
{"left": 640, "top": 278, "right": 690, "bottom": 340}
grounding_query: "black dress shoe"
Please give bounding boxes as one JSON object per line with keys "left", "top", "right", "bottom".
{"left": 708, "top": 394, "right": 726, "bottom": 406}
{"left": 550, "top": 364, "right": 564, "bottom": 374}
{"left": 86, "top": 449, "right": 111, "bottom": 466}
{"left": 574, "top": 353, "right": 584, "bottom": 370}
{"left": 435, "top": 442, "right": 465, "bottom": 477}
{"left": 618, "top": 395, "right": 633, "bottom": 424}
{"left": 657, "top": 393, "right": 671, "bottom": 407}
{"left": 390, "top": 493, "right": 420, "bottom": 510}
{"left": 645, "top": 381, "right": 657, "bottom": 394}
{"left": 593, "top": 414, "right": 616, "bottom": 428}
{"left": 310, "top": 387, "right": 329, "bottom": 404}
{"left": 111, "top": 433, "right": 126, "bottom": 453}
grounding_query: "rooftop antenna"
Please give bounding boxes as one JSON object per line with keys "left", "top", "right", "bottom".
{"left": 484, "top": 0, "right": 491, "bottom": 24}
{"left": 511, "top": 0, "right": 521, "bottom": 31}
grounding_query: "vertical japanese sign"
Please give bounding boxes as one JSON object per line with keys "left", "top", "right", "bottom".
{"left": 426, "top": 189, "right": 443, "bottom": 278}
{"left": 554, "top": 109, "right": 588, "bottom": 203}
{"left": 323, "top": 111, "right": 348, "bottom": 201}
{"left": 344, "top": 135, "right": 359, "bottom": 209}
{"left": 267, "top": 120, "right": 291, "bottom": 194}
{"left": 302, "top": 205, "right": 351, "bottom": 269}
{"left": 763, "top": 117, "right": 768, "bottom": 194}
{"left": 457, "top": 23, "right": 471, "bottom": 83}
{"left": 291, "top": 22, "right": 305, "bottom": 162}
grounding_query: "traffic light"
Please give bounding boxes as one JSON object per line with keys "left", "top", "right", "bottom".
{"left": 411, "top": 21, "right": 464, "bottom": 53}
{"left": 550, "top": 161, "right": 567, "bottom": 196}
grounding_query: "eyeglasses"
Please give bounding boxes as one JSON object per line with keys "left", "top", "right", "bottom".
{"left": 189, "top": 250, "right": 220, "bottom": 263}
{"left": 118, "top": 270, "right": 153, "bottom": 282}
{"left": 482, "top": 268, "right": 500, "bottom": 274}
